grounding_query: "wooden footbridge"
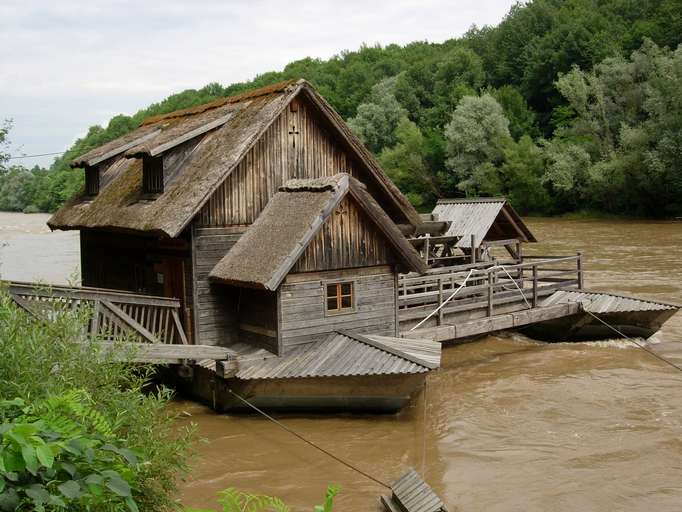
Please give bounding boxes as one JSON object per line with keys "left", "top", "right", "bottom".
{"left": 6, "top": 281, "right": 234, "bottom": 363}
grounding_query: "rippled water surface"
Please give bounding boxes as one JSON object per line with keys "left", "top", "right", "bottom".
{"left": 1, "top": 214, "right": 680, "bottom": 511}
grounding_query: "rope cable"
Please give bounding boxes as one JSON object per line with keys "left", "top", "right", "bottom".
{"left": 226, "top": 388, "right": 391, "bottom": 489}
{"left": 581, "top": 309, "right": 682, "bottom": 374}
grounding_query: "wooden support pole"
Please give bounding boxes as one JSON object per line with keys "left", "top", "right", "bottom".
{"left": 577, "top": 251, "right": 584, "bottom": 289}
{"left": 532, "top": 265, "right": 538, "bottom": 308}
{"left": 487, "top": 270, "right": 494, "bottom": 317}
{"left": 471, "top": 234, "right": 476, "bottom": 264}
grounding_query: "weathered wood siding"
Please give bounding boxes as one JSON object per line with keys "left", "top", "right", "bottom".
{"left": 198, "top": 97, "right": 374, "bottom": 226}
{"left": 292, "top": 195, "right": 393, "bottom": 273}
{"left": 279, "top": 267, "right": 397, "bottom": 353}
{"left": 191, "top": 226, "right": 243, "bottom": 346}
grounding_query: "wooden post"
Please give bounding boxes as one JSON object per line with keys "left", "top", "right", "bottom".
{"left": 532, "top": 264, "right": 538, "bottom": 308}
{"left": 438, "top": 277, "right": 444, "bottom": 326}
{"left": 577, "top": 251, "right": 584, "bottom": 289}
{"left": 487, "top": 270, "right": 494, "bottom": 317}
{"left": 471, "top": 235, "right": 476, "bottom": 264}
{"left": 424, "top": 235, "right": 430, "bottom": 266}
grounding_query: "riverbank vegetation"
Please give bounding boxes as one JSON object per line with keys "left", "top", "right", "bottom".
{"left": 1, "top": 0, "right": 681, "bottom": 217}
{"left": 0, "top": 290, "right": 195, "bottom": 510}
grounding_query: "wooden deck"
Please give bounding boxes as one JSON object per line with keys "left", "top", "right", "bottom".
{"left": 398, "top": 255, "right": 583, "bottom": 334}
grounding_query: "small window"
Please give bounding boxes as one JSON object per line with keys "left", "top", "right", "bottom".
{"left": 326, "top": 282, "right": 354, "bottom": 313}
{"left": 143, "top": 155, "right": 164, "bottom": 194}
{"left": 85, "top": 166, "right": 99, "bottom": 196}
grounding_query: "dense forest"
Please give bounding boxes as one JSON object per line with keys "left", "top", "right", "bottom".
{"left": 1, "top": 0, "right": 681, "bottom": 217}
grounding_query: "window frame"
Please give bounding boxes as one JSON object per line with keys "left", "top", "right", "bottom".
{"left": 142, "top": 155, "right": 164, "bottom": 195}
{"left": 324, "top": 280, "right": 355, "bottom": 316}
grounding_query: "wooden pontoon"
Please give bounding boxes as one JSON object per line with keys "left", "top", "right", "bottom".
{"left": 8, "top": 79, "right": 676, "bottom": 414}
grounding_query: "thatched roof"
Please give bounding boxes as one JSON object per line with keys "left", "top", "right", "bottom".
{"left": 49, "top": 79, "right": 420, "bottom": 237}
{"left": 209, "top": 174, "right": 426, "bottom": 290}
{"left": 433, "top": 197, "right": 536, "bottom": 247}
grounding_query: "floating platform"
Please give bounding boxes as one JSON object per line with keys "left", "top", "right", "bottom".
{"left": 524, "top": 290, "right": 680, "bottom": 341}
{"left": 185, "top": 331, "right": 441, "bottom": 413}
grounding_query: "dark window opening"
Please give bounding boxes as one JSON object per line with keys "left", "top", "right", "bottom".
{"left": 85, "top": 166, "right": 99, "bottom": 196}
{"left": 143, "top": 155, "right": 164, "bottom": 194}
{"left": 326, "top": 282, "right": 354, "bottom": 313}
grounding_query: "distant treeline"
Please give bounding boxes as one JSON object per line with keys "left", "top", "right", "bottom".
{"left": 2, "top": 0, "right": 681, "bottom": 217}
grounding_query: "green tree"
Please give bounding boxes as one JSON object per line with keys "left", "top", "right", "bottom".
{"left": 378, "top": 119, "right": 438, "bottom": 208}
{"left": 444, "top": 94, "right": 511, "bottom": 196}
{"left": 347, "top": 76, "right": 408, "bottom": 154}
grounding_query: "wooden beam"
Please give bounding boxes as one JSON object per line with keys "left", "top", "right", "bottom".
{"left": 94, "top": 342, "right": 235, "bottom": 363}
{"left": 171, "top": 310, "right": 189, "bottom": 345}
{"left": 101, "top": 300, "right": 160, "bottom": 344}
{"left": 402, "top": 302, "right": 582, "bottom": 342}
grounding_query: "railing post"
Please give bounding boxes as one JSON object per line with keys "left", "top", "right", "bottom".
{"left": 437, "top": 277, "right": 444, "bottom": 326}
{"left": 487, "top": 270, "right": 494, "bottom": 317}
{"left": 424, "top": 235, "right": 431, "bottom": 266}
{"left": 471, "top": 234, "right": 476, "bottom": 264}
{"left": 532, "top": 264, "right": 538, "bottom": 308}
{"left": 577, "top": 251, "right": 584, "bottom": 289}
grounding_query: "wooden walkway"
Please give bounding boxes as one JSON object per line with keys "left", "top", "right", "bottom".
{"left": 6, "top": 281, "right": 229, "bottom": 363}
{"left": 397, "top": 255, "right": 584, "bottom": 337}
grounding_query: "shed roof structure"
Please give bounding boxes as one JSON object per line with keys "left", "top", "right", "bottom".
{"left": 48, "top": 79, "right": 421, "bottom": 237}
{"left": 432, "top": 198, "right": 536, "bottom": 248}
{"left": 220, "top": 331, "right": 440, "bottom": 380}
{"left": 209, "top": 174, "right": 426, "bottom": 290}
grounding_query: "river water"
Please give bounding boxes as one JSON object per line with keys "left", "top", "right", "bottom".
{"left": 1, "top": 213, "right": 680, "bottom": 511}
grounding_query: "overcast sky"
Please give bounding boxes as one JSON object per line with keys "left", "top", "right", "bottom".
{"left": 0, "top": 0, "right": 515, "bottom": 167}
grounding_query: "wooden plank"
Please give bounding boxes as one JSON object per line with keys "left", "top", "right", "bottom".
{"left": 402, "top": 303, "right": 581, "bottom": 342}
{"left": 172, "top": 310, "right": 189, "bottom": 345}
{"left": 94, "top": 342, "right": 235, "bottom": 362}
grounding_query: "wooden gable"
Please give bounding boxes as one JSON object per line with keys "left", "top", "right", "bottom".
{"left": 197, "top": 92, "right": 405, "bottom": 227}
{"left": 293, "top": 194, "right": 394, "bottom": 273}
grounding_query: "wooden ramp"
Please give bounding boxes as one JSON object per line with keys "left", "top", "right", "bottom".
{"left": 381, "top": 468, "right": 447, "bottom": 512}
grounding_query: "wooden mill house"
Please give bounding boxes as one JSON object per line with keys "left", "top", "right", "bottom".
{"left": 36, "top": 79, "right": 678, "bottom": 411}
{"left": 47, "top": 79, "right": 442, "bottom": 411}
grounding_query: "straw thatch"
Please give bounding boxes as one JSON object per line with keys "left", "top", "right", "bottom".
{"left": 209, "top": 174, "right": 425, "bottom": 290}
{"left": 49, "top": 80, "right": 421, "bottom": 237}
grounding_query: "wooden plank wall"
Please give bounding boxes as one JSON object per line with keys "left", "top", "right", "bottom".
{"left": 197, "top": 97, "right": 365, "bottom": 226}
{"left": 292, "top": 195, "right": 393, "bottom": 273}
{"left": 191, "top": 226, "right": 244, "bottom": 346}
{"left": 279, "top": 267, "right": 397, "bottom": 354}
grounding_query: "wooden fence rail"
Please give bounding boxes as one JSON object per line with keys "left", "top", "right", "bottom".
{"left": 6, "top": 281, "right": 188, "bottom": 345}
{"left": 398, "top": 254, "right": 583, "bottom": 326}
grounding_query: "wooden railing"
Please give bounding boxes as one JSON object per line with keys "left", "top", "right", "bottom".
{"left": 6, "top": 281, "right": 188, "bottom": 345}
{"left": 398, "top": 254, "right": 583, "bottom": 326}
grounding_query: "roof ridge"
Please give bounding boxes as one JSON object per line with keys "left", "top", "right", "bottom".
{"left": 338, "top": 330, "right": 439, "bottom": 369}
{"left": 141, "top": 79, "right": 301, "bottom": 126}
{"left": 279, "top": 173, "right": 349, "bottom": 192}
{"left": 437, "top": 197, "right": 507, "bottom": 204}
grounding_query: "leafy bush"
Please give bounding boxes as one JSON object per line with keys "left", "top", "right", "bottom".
{"left": 0, "top": 289, "right": 194, "bottom": 510}
{"left": 0, "top": 393, "right": 140, "bottom": 511}
{"left": 186, "top": 485, "right": 339, "bottom": 512}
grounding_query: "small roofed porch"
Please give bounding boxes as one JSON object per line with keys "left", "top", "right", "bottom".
{"left": 405, "top": 197, "right": 537, "bottom": 267}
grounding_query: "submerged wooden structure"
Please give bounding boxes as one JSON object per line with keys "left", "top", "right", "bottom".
{"left": 8, "top": 79, "right": 678, "bottom": 413}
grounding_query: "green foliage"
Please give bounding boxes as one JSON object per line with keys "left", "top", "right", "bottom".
{"left": 185, "top": 485, "right": 339, "bottom": 512}
{"left": 0, "top": 393, "right": 140, "bottom": 511}
{"left": 0, "top": 290, "right": 195, "bottom": 511}
{"left": 2, "top": 0, "right": 681, "bottom": 217}
{"left": 444, "top": 94, "right": 511, "bottom": 196}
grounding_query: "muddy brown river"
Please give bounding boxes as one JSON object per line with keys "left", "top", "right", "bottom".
{"left": 1, "top": 213, "right": 680, "bottom": 511}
